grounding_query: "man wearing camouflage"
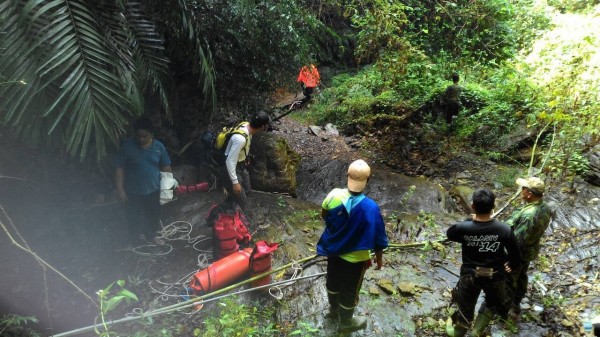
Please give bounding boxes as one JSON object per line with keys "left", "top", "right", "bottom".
{"left": 507, "top": 176, "right": 552, "bottom": 316}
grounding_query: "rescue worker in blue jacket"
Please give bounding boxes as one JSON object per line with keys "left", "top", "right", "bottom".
{"left": 316, "top": 159, "right": 389, "bottom": 333}
{"left": 446, "top": 188, "right": 521, "bottom": 337}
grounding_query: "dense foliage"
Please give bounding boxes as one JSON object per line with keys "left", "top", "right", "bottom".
{"left": 0, "top": 0, "right": 331, "bottom": 162}
{"left": 402, "top": 0, "right": 516, "bottom": 63}
{"left": 302, "top": 0, "right": 599, "bottom": 178}
{"left": 2, "top": 0, "right": 599, "bottom": 180}
{"left": 144, "top": 0, "right": 332, "bottom": 100}
{"left": 0, "top": 0, "right": 171, "bottom": 161}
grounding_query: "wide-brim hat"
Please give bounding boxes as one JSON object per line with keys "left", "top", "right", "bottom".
{"left": 516, "top": 177, "right": 545, "bottom": 195}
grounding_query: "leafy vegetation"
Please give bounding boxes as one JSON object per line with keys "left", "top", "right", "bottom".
{"left": 0, "top": 315, "right": 40, "bottom": 337}
{"left": 3, "top": 0, "right": 598, "bottom": 178}
{"left": 1, "top": 0, "right": 330, "bottom": 162}
{"left": 0, "top": 0, "right": 171, "bottom": 161}
{"left": 95, "top": 280, "right": 138, "bottom": 337}
{"left": 199, "top": 297, "right": 278, "bottom": 337}
{"left": 301, "top": 1, "right": 598, "bottom": 180}
{"left": 401, "top": 0, "right": 517, "bottom": 63}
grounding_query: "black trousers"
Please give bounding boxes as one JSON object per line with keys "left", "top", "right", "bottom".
{"left": 453, "top": 272, "right": 511, "bottom": 326}
{"left": 445, "top": 101, "right": 460, "bottom": 124}
{"left": 125, "top": 191, "right": 160, "bottom": 240}
{"left": 216, "top": 163, "right": 251, "bottom": 211}
{"left": 303, "top": 86, "right": 314, "bottom": 102}
{"left": 326, "top": 256, "right": 369, "bottom": 310}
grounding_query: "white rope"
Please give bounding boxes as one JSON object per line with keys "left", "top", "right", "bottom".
{"left": 207, "top": 174, "right": 219, "bottom": 192}
{"left": 131, "top": 243, "right": 173, "bottom": 256}
{"left": 195, "top": 249, "right": 212, "bottom": 266}
{"left": 147, "top": 270, "right": 198, "bottom": 302}
{"left": 268, "top": 260, "right": 304, "bottom": 300}
{"left": 129, "top": 220, "right": 211, "bottom": 256}
{"left": 124, "top": 218, "right": 213, "bottom": 315}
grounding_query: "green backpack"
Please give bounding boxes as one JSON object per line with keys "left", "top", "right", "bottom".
{"left": 211, "top": 122, "right": 249, "bottom": 164}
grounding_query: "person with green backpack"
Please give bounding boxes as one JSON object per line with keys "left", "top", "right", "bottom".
{"left": 213, "top": 111, "right": 270, "bottom": 210}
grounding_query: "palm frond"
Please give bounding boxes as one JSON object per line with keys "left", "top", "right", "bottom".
{"left": 177, "top": 0, "right": 216, "bottom": 115}
{"left": 122, "top": 1, "right": 172, "bottom": 119}
{"left": 1, "top": 0, "right": 172, "bottom": 162}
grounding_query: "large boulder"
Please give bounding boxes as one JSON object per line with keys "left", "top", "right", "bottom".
{"left": 296, "top": 159, "right": 452, "bottom": 215}
{"left": 249, "top": 132, "right": 301, "bottom": 196}
{"left": 584, "top": 144, "right": 600, "bottom": 186}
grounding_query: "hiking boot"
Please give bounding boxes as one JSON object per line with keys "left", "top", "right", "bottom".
{"left": 472, "top": 307, "right": 493, "bottom": 337}
{"left": 326, "top": 292, "right": 339, "bottom": 321}
{"left": 339, "top": 316, "right": 367, "bottom": 332}
{"left": 445, "top": 324, "right": 467, "bottom": 337}
{"left": 339, "top": 307, "right": 367, "bottom": 332}
{"left": 325, "top": 307, "right": 339, "bottom": 321}
{"left": 445, "top": 312, "right": 468, "bottom": 337}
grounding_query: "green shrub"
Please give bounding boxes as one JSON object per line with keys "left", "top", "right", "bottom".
{"left": 547, "top": 0, "right": 599, "bottom": 12}
{"left": 0, "top": 315, "right": 40, "bottom": 337}
{"left": 201, "top": 297, "right": 278, "bottom": 337}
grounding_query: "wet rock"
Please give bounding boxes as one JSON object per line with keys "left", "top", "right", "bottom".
{"left": 377, "top": 279, "right": 395, "bottom": 295}
{"left": 449, "top": 185, "right": 474, "bottom": 214}
{"left": 324, "top": 123, "right": 339, "bottom": 137}
{"left": 547, "top": 178, "right": 600, "bottom": 231}
{"left": 172, "top": 164, "right": 198, "bottom": 185}
{"left": 584, "top": 144, "right": 600, "bottom": 186}
{"left": 308, "top": 125, "right": 328, "bottom": 140}
{"left": 369, "top": 286, "right": 381, "bottom": 295}
{"left": 397, "top": 282, "right": 418, "bottom": 296}
{"left": 296, "top": 159, "right": 452, "bottom": 215}
{"left": 249, "top": 133, "right": 301, "bottom": 196}
{"left": 497, "top": 120, "right": 535, "bottom": 151}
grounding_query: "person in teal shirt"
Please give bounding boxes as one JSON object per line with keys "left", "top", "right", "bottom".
{"left": 316, "top": 159, "right": 388, "bottom": 333}
{"left": 114, "top": 117, "right": 172, "bottom": 242}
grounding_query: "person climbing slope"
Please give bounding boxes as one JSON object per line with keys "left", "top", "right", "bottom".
{"left": 297, "top": 64, "right": 320, "bottom": 102}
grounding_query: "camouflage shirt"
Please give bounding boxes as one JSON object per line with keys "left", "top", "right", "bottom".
{"left": 506, "top": 200, "right": 552, "bottom": 261}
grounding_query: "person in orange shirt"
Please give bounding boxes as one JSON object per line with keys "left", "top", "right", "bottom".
{"left": 297, "top": 64, "right": 320, "bottom": 102}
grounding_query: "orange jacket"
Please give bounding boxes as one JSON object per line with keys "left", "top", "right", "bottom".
{"left": 297, "top": 64, "right": 320, "bottom": 88}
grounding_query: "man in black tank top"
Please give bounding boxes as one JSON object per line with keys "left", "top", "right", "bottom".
{"left": 445, "top": 188, "right": 521, "bottom": 337}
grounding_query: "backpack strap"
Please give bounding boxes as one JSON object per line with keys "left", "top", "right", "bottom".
{"left": 228, "top": 122, "right": 249, "bottom": 158}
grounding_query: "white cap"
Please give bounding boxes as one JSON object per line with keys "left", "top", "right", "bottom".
{"left": 347, "top": 160, "right": 371, "bottom": 193}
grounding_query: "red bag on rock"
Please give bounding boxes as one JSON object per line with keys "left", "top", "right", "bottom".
{"left": 250, "top": 241, "right": 279, "bottom": 289}
{"left": 213, "top": 213, "right": 239, "bottom": 259}
{"left": 234, "top": 211, "right": 251, "bottom": 245}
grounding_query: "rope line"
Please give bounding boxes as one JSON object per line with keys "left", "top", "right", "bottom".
{"left": 268, "top": 260, "right": 304, "bottom": 300}
{"left": 51, "top": 257, "right": 320, "bottom": 337}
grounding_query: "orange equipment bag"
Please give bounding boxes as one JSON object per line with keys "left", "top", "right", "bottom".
{"left": 213, "top": 213, "right": 239, "bottom": 259}
{"left": 212, "top": 210, "right": 252, "bottom": 259}
{"left": 188, "top": 248, "right": 253, "bottom": 295}
{"left": 249, "top": 241, "right": 279, "bottom": 289}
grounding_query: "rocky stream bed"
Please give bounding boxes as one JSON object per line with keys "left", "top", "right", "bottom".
{"left": 1, "top": 116, "right": 599, "bottom": 337}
